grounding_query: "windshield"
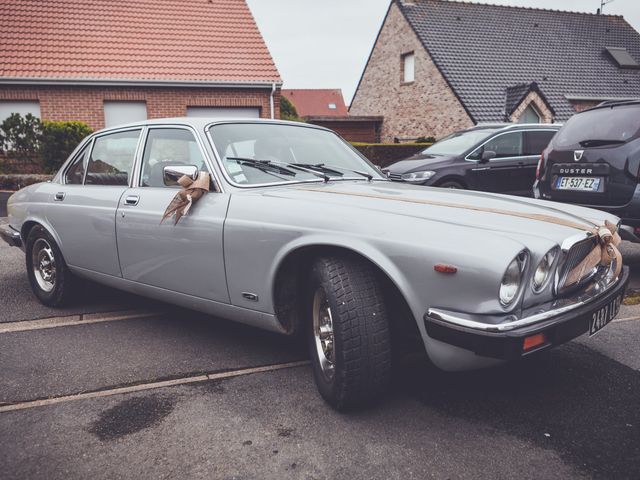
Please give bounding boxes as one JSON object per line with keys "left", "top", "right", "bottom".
{"left": 208, "top": 123, "right": 383, "bottom": 186}
{"left": 554, "top": 105, "right": 640, "bottom": 149}
{"left": 421, "top": 129, "right": 497, "bottom": 156}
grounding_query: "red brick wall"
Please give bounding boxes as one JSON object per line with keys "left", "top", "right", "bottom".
{"left": 308, "top": 120, "right": 381, "bottom": 143}
{"left": 569, "top": 100, "right": 600, "bottom": 113}
{"left": 0, "top": 85, "right": 280, "bottom": 130}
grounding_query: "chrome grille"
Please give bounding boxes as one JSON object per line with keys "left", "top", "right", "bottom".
{"left": 556, "top": 236, "right": 598, "bottom": 293}
{"left": 388, "top": 172, "right": 404, "bottom": 181}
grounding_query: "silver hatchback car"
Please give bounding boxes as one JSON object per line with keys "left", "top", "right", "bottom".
{"left": 1, "top": 118, "right": 628, "bottom": 410}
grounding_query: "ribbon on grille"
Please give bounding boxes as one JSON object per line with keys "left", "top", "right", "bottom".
{"left": 298, "top": 187, "right": 624, "bottom": 284}
{"left": 564, "top": 220, "right": 622, "bottom": 287}
{"left": 161, "top": 172, "right": 210, "bottom": 225}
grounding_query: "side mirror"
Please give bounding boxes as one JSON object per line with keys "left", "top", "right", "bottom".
{"left": 163, "top": 165, "right": 199, "bottom": 186}
{"left": 480, "top": 150, "right": 497, "bottom": 163}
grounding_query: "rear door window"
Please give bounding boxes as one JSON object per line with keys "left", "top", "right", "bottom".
{"left": 524, "top": 130, "right": 556, "bottom": 155}
{"left": 85, "top": 130, "right": 141, "bottom": 186}
{"left": 554, "top": 105, "right": 640, "bottom": 149}
{"left": 64, "top": 143, "right": 90, "bottom": 184}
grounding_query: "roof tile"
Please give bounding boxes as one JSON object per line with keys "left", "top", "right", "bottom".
{"left": 0, "top": 0, "right": 281, "bottom": 83}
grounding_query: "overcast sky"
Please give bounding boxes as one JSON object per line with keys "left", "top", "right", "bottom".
{"left": 246, "top": 0, "right": 640, "bottom": 105}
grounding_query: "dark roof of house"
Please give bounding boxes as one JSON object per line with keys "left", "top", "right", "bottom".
{"left": 0, "top": 0, "right": 281, "bottom": 84}
{"left": 281, "top": 89, "right": 349, "bottom": 117}
{"left": 504, "top": 82, "right": 554, "bottom": 118}
{"left": 397, "top": 0, "right": 640, "bottom": 122}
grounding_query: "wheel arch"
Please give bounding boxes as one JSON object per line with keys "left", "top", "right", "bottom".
{"left": 271, "top": 240, "right": 424, "bottom": 353}
{"left": 21, "top": 218, "right": 63, "bottom": 252}
{"left": 434, "top": 175, "right": 467, "bottom": 188}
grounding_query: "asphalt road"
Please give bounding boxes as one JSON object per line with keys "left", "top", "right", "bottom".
{"left": 1, "top": 221, "right": 640, "bottom": 479}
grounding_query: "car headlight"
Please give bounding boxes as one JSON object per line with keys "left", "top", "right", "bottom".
{"left": 532, "top": 248, "right": 557, "bottom": 292}
{"left": 500, "top": 251, "right": 528, "bottom": 307}
{"left": 401, "top": 171, "right": 436, "bottom": 183}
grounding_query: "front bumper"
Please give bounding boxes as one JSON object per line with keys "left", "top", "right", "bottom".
{"left": 424, "top": 267, "right": 629, "bottom": 360}
{"left": 0, "top": 224, "right": 22, "bottom": 248}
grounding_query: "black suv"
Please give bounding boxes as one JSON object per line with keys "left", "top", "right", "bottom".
{"left": 534, "top": 101, "right": 640, "bottom": 235}
{"left": 384, "top": 124, "right": 559, "bottom": 196}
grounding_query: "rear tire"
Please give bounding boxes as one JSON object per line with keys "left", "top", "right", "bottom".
{"left": 306, "top": 255, "right": 392, "bottom": 411}
{"left": 25, "top": 225, "right": 75, "bottom": 307}
{"left": 438, "top": 180, "right": 464, "bottom": 189}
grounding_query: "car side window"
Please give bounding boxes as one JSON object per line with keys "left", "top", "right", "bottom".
{"left": 482, "top": 132, "right": 524, "bottom": 159}
{"left": 64, "top": 143, "right": 90, "bottom": 184}
{"left": 524, "top": 131, "right": 555, "bottom": 155}
{"left": 85, "top": 130, "right": 141, "bottom": 186}
{"left": 140, "top": 128, "right": 208, "bottom": 187}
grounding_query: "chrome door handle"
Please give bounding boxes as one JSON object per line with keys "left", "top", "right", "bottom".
{"left": 125, "top": 195, "right": 140, "bottom": 206}
{"left": 54, "top": 192, "right": 65, "bottom": 201}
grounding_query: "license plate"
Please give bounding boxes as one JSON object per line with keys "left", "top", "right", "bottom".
{"left": 556, "top": 176, "right": 601, "bottom": 191}
{"left": 589, "top": 295, "right": 622, "bottom": 336}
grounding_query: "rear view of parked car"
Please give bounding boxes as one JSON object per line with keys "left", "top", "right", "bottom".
{"left": 534, "top": 101, "right": 640, "bottom": 238}
{"left": 384, "top": 124, "right": 559, "bottom": 196}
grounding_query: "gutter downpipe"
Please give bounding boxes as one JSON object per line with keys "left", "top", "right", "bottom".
{"left": 270, "top": 82, "right": 276, "bottom": 119}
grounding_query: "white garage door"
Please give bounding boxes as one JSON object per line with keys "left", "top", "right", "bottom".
{"left": 186, "top": 107, "right": 260, "bottom": 118}
{"left": 104, "top": 101, "right": 147, "bottom": 128}
{"left": 0, "top": 101, "right": 40, "bottom": 121}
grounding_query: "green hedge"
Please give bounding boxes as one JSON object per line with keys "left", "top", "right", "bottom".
{"left": 41, "top": 121, "right": 93, "bottom": 173}
{"left": 0, "top": 114, "right": 92, "bottom": 174}
{"left": 350, "top": 142, "right": 434, "bottom": 167}
{"left": 0, "top": 174, "right": 53, "bottom": 191}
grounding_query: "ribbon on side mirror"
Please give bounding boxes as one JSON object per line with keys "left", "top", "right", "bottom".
{"left": 161, "top": 172, "right": 210, "bottom": 225}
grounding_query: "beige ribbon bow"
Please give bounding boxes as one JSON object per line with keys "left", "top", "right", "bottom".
{"left": 564, "top": 220, "right": 622, "bottom": 287}
{"left": 161, "top": 172, "right": 210, "bottom": 225}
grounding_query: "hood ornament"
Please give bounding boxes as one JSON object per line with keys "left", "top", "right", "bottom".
{"left": 574, "top": 150, "right": 584, "bottom": 161}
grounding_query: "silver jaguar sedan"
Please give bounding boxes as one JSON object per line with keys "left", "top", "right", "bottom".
{"left": 1, "top": 118, "right": 629, "bottom": 410}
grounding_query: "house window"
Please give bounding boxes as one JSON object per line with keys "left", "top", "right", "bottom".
{"left": 328, "top": 103, "right": 337, "bottom": 110}
{"left": 518, "top": 104, "right": 541, "bottom": 124}
{"left": 104, "top": 101, "right": 147, "bottom": 128}
{"left": 0, "top": 101, "right": 40, "bottom": 121}
{"left": 402, "top": 52, "right": 415, "bottom": 83}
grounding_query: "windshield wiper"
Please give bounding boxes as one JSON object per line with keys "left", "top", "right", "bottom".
{"left": 226, "top": 157, "right": 297, "bottom": 176}
{"left": 289, "top": 163, "right": 344, "bottom": 176}
{"left": 578, "top": 139, "right": 626, "bottom": 147}
{"left": 226, "top": 157, "right": 330, "bottom": 182}
{"left": 296, "top": 163, "right": 374, "bottom": 181}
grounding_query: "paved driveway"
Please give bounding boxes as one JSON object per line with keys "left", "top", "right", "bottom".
{"left": 1, "top": 222, "right": 639, "bottom": 479}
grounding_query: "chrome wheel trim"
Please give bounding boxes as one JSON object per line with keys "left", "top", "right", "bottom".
{"left": 32, "top": 238, "right": 56, "bottom": 293}
{"left": 312, "top": 287, "right": 335, "bottom": 380}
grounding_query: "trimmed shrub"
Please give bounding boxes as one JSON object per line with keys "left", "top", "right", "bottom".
{"left": 0, "top": 174, "right": 53, "bottom": 191}
{"left": 280, "top": 96, "right": 305, "bottom": 123}
{"left": 40, "top": 120, "right": 93, "bottom": 173}
{"left": 0, "top": 113, "right": 42, "bottom": 156}
{"left": 350, "top": 142, "right": 433, "bottom": 167}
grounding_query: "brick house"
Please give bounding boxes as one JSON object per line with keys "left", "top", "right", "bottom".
{"left": 0, "top": 0, "right": 281, "bottom": 130}
{"left": 350, "top": 0, "right": 640, "bottom": 142}
{"left": 282, "top": 88, "right": 383, "bottom": 142}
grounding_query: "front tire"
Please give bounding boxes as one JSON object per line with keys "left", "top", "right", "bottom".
{"left": 25, "top": 225, "right": 74, "bottom": 307}
{"left": 438, "top": 180, "right": 464, "bottom": 189}
{"left": 307, "top": 256, "right": 392, "bottom": 410}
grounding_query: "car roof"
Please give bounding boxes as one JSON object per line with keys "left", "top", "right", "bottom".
{"left": 585, "top": 99, "right": 640, "bottom": 112}
{"left": 93, "top": 117, "right": 328, "bottom": 135}
{"left": 467, "top": 123, "right": 562, "bottom": 133}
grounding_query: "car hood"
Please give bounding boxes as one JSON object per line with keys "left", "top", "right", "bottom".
{"left": 263, "top": 181, "right": 617, "bottom": 247}
{"left": 385, "top": 154, "right": 457, "bottom": 174}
